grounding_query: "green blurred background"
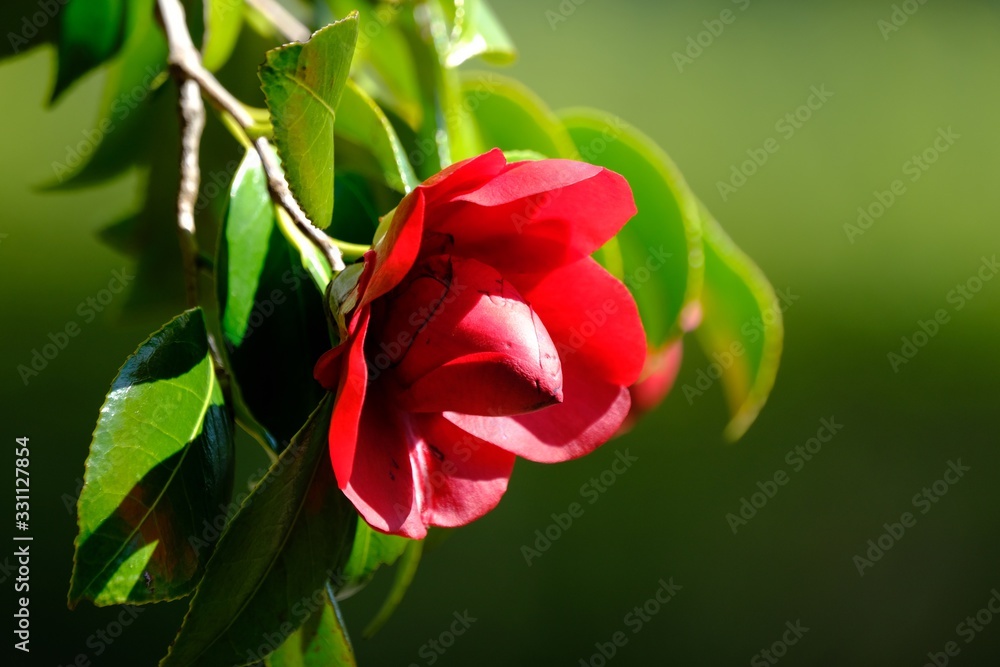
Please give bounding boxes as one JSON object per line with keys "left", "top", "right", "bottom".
{"left": 2, "top": 0, "right": 999, "bottom": 665}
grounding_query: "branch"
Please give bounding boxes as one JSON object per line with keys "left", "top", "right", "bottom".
{"left": 156, "top": 0, "right": 345, "bottom": 272}
{"left": 245, "top": 0, "right": 311, "bottom": 42}
{"left": 175, "top": 77, "right": 205, "bottom": 308}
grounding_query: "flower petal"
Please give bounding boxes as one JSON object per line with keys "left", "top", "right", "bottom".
{"left": 361, "top": 190, "right": 426, "bottom": 307}
{"left": 443, "top": 357, "right": 631, "bottom": 463}
{"left": 342, "top": 386, "right": 426, "bottom": 538}
{"left": 417, "top": 147, "right": 507, "bottom": 206}
{"left": 428, "top": 160, "right": 637, "bottom": 273}
{"left": 411, "top": 415, "right": 516, "bottom": 528}
{"left": 326, "top": 306, "right": 371, "bottom": 489}
{"left": 519, "top": 257, "right": 646, "bottom": 387}
{"left": 385, "top": 256, "right": 563, "bottom": 416}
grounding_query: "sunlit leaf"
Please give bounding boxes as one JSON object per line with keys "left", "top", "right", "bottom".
{"left": 268, "top": 590, "right": 356, "bottom": 667}
{"left": 561, "top": 108, "right": 704, "bottom": 346}
{"left": 202, "top": 0, "right": 244, "bottom": 71}
{"left": 695, "top": 202, "right": 784, "bottom": 441}
{"left": 69, "top": 308, "right": 234, "bottom": 607}
{"left": 337, "top": 521, "right": 409, "bottom": 599}
{"left": 461, "top": 71, "right": 577, "bottom": 159}
{"left": 337, "top": 80, "right": 419, "bottom": 193}
{"left": 260, "top": 15, "right": 359, "bottom": 228}
{"left": 440, "top": 0, "right": 516, "bottom": 68}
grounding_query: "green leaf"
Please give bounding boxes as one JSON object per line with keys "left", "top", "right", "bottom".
{"left": 561, "top": 109, "right": 704, "bottom": 346}
{"left": 461, "top": 71, "right": 577, "bottom": 159}
{"left": 337, "top": 80, "right": 419, "bottom": 193}
{"left": 202, "top": 0, "right": 245, "bottom": 72}
{"left": 696, "top": 202, "right": 784, "bottom": 441}
{"left": 218, "top": 150, "right": 333, "bottom": 446}
{"left": 337, "top": 521, "right": 409, "bottom": 598}
{"left": 440, "top": 0, "right": 517, "bottom": 68}
{"left": 69, "top": 308, "right": 235, "bottom": 607}
{"left": 260, "top": 15, "right": 359, "bottom": 228}
{"left": 325, "top": 0, "right": 423, "bottom": 129}
{"left": 268, "top": 589, "right": 356, "bottom": 667}
{"left": 160, "top": 395, "right": 357, "bottom": 667}
{"left": 362, "top": 539, "right": 423, "bottom": 638}
{"left": 52, "top": 0, "right": 128, "bottom": 101}
{"left": 47, "top": 0, "right": 166, "bottom": 188}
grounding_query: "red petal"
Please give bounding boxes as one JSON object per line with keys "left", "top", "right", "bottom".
{"left": 519, "top": 257, "right": 646, "bottom": 387}
{"left": 343, "top": 393, "right": 516, "bottom": 537}
{"left": 361, "top": 190, "right": 426, "bottom": 307}
{"left": 417, "top": 148, "right": 507, "bottom": 207}
{"left": 384, "top": 256, "right": 563, "bottom": 416}
{"left": 411, "top": 415, "right": 516, "bottom": 528}
{"left": 342, "top": 387, "right": 425, "bottom": 538}
{"left": 443, "top": 358, "right": 631, "bottom": 463}
{"left": 327, "top": 307, "right": 371, "bottom": 489}
{"left": 428, "top": 160, "right": 637, "bottom": 273}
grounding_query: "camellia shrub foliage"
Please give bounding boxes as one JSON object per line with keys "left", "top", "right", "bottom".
{"left": 39, "top": 0, "right": 783, "bottom": 663}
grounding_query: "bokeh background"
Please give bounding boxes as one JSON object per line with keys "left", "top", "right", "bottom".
{"left": 2, "top": 0, "right": 999, "bottom": 665}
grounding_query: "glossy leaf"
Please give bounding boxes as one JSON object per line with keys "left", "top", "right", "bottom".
{"left": 69, "top": 308, "right": 234, "bottom": 607}
{"left": 260, "top": 15, "right": 359, "bottom": 228}
{"left": 218, "top": 150, "right": 332, "bottom": 447}
{"left": 561, "top": 108, "right": 704, "bottom": 346}
{"left": 461, "top": 71, "right": 577, "bottom": 159}
{"left": 440, "top": 0, "right": 516, "bottom": 68}
{"left": 203, "top": 0, "right": 244, "bottom": 71}
{"left": 695, "top": 203, "right": 784, "bottom": 441}
{"left": 160, "top": 395, "right": 357, "bottom": 667}
{"left": 337, "top": 521, "right": 409, "bottom": 599}
{"left": 52, "top": 0, "right": 128, "bottom": 100}
{"left": 337, "top": 80, "right": 419, "bottom": 193}
{"left": 268, "top": 589, "right": 356, "bottom": 667}
{"left": 362, "top": 540, "right": 424, "bottom": 638}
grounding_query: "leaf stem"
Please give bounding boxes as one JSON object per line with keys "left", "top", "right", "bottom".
{"left": 332, "top": 240, "right": 371, "bottom": 262}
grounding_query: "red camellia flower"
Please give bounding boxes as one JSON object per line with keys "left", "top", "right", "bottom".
{"left": 314, "top": 148, "right": 647, "bottom": 538}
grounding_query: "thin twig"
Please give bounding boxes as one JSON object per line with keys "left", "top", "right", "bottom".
{"left": 245, "top": 0, "right": 311, "bottom": 42}
{"left": 156, "top": 0, "right": 345, "bottom": 272}
{"left": 175, "top": 77, "right": 205, "bottom": 308}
